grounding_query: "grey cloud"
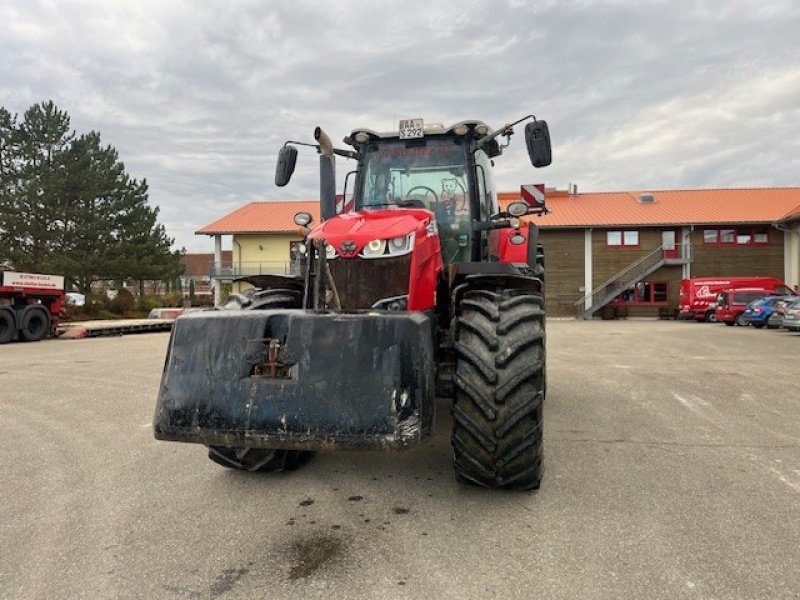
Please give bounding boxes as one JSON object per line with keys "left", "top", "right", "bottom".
{"left": 2, "top": 0, "right": 799, "bottom": 251}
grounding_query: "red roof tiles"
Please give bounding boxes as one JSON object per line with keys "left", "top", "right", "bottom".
{"left": 501, "top": 188, "right": 800, "bottom": 228}
{"left": 197, "top": 188, "right": 800, "bottom": 235}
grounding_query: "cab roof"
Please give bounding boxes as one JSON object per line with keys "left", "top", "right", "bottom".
{"left": 348, "top": 120, "right": 503, "bottom": 157}
{"left": 349, "top": 120, "right": 492, "bottom": 139}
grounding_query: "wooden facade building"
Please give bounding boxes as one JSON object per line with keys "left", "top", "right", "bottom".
{"left": 507, "top": 188, "right": 800, "bottom": 317}
{"left": 198, "top": 188, "right": 800, "bottom": 315}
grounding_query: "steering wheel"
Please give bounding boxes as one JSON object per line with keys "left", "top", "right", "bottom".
{"left": 404, "top": 186, "right": 439, "bottom": 205}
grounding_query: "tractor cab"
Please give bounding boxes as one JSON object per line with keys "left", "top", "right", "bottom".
{"left": 354, "top": 129, "right": 490, "bottom": 265}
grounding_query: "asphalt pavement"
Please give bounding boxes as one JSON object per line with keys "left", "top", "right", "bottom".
{"left": 1, "top": 320, "right": 799, "bottom": 599}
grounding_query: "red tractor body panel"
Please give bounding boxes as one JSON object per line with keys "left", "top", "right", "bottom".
{"left": 496, "top": 228, "right": 529, "bottom": 263}
{"left": 308, "top": 208, "right": 443, "bottom": 310}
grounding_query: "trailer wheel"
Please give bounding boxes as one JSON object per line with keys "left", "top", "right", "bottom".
{"left": 206, "top": 286, "right": 312, "bottom": 473}
{"left": 19, "top": 305, "right": 50, "bottom": 342}
{"left": 704, "top": 310, "right": 717, "bottom": 323}
{"left": 0, "top": 308, "right": 15, "bottom": 344}
{"left": 452, "top": 287, "right": 545, "bottom": 490}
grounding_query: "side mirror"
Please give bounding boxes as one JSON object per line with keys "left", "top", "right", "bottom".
{"left": 524, "top": 120, "right": 552, "bottom": 168}
{"left": 275, "top": 145, "right": 298, "bottom": 187}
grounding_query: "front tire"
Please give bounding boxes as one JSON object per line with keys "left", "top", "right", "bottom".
{"left": 208, "top": 446, "right": 311, "bottom": 472}
{"left": 206, "top": 286, "right": 313, "bottom": 473}
{"left": 452, "top": 287, "right": 545, "bottom": 490}
{"left": 735, "top": 313, "right": 747, "bottom": 327}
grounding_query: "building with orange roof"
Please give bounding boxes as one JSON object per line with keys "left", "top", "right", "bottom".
{"left": 496, "top": 187, "right": 800, "bottom": 316}
{"left": 196, "top": 200, "right": 320, "bottom": 302}
{"left": 197, "top": 188, "right": 800, "bottom": 315}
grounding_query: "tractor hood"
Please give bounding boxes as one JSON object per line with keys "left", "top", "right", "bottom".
{"left": 308, "top": 208, "right": 433, "bottom": 243}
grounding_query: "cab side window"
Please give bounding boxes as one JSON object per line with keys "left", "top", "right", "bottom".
{"left": 474, "top": 150, "right": 498, "bottom": 220}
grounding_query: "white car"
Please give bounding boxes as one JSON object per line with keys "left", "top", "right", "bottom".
{"left": 64, "top": 292, "right": 86, "bottom": 307}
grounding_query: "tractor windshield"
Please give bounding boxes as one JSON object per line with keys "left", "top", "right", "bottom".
{"left": 358, "top": 138, "right": 470, "bottom": 215}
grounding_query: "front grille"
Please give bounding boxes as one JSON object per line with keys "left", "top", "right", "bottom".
{"left": 327, "top": 255, "right": 411, "bottom": 309}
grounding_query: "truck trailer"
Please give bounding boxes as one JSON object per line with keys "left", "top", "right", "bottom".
{"left": 0, "top": 270, "right": 65, "bottom": 343}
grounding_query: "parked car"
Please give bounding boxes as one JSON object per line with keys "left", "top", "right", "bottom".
{"left": 767, "top": 297, "right": 798, "bottom": 329}
{"left": 741, "top": 295, "right": 792, "bottom": 328}
{"left": 679, "top": 276, "right": 793, "bottom": 322}
{"left": 715, "top": 288, "right": 774, "bottom": 326}
{"left": 64, "top": 292, "right": 86, "bottom": 307}
{"left": 782, "top": 299, "right": 800, "bottom": 331}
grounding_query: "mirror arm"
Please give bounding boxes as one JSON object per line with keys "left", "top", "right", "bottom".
{"left": 284, "top": 140, "right": 358, "bottom": 160}
{"left": 473, "top": 219, "right": 512, "bottom": 232}
{"left": 475, "top": 114, "right": 537, "bottom": 150}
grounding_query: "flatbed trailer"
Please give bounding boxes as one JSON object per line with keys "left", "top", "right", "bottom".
{"left": 0, "top": 271, "right": 65, "bottom": 344}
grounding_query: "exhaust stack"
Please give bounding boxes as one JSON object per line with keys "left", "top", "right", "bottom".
{"left": 314, "top": 126, "right": 337, "bottom": 220}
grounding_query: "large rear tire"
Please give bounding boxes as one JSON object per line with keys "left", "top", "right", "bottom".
{"left": 452, "top": 287, "right": 545, "bottom": 490}
{"left": 206, "top": 286, "right": 313, "bottom": 473}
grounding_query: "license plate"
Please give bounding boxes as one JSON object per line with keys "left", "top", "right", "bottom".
{"left": 399, "top": 118, "right": 424, "bottom": 139}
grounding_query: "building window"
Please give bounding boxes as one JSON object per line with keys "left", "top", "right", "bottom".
{"left": 607, "top": 230, "right": 639, "bottom": 247}
{"left": 703, "top": 227, "right": 769, "bottom": 246}
{"left": 615, "top": 280, "right": 668, "bottom": 304}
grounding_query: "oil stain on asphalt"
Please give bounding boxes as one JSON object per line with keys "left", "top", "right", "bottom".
{"left": 287, "top": 533, "right": 346, "bottom": 580}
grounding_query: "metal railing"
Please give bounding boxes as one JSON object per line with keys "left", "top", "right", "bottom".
{"left": 209, "top": 260, "right": 296, "bottom": 279}
{"left": 575, "top": 245, "right": 667, "bottom": 317}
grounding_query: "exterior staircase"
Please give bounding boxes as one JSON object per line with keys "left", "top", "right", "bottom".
{"left": 575, "top": 245, "right": 690, "bottom": 319}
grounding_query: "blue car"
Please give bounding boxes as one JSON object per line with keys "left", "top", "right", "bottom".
{"left": 742, "top": 295, "right": 793, "bottom": 328}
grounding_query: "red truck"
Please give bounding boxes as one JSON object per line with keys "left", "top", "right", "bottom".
{"left": 0, "top": 271, "right": 65, "bottom": 344}
{"left": 679, "top": 276, "right": 792, "bottom": 322}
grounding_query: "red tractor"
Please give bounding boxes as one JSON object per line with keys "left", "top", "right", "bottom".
{"left": 154, "top": 116, "right": 551, "bottom": 490}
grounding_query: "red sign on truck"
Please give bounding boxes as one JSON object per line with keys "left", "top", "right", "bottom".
{"left": 1, "top": 271, "right": 65, "bottom": 290}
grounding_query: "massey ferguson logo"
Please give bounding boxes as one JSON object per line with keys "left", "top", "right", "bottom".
{"left": 339, "top": 240, "right": 357, "bottom": 256}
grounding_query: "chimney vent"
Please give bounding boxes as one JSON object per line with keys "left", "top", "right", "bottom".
{"left": 639, "top": 193, "right": 655, "bottom": 204}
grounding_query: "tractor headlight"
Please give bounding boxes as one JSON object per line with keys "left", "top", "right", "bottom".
{"left": 372, "top": 295, "right": 409, "bottom": 311}
{"left": 361, "top": 239, "right": 386, "bottom": 259}
{"left": 386, "top": 233, "right": 415, "bottom": 257}
{"left": 325, "top": 242, "right": 337, "bottom": 260}
{"left": 360, "top": 233, "right": 415, "bottom": 259}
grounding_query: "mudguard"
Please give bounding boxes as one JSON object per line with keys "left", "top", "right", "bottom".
{"left": 153, "top": 310, "right": 435, "bottom": 450}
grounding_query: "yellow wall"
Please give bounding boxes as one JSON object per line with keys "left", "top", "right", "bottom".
{"left": 232, "top": 233, "right": 302, "bottom": 293}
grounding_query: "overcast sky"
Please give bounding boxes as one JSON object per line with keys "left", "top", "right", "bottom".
{"left": 2, "top": 0, "right": 799, "bottom": 252}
